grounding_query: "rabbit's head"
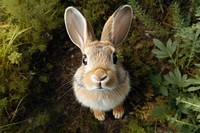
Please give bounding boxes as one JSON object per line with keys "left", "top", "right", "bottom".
{"left": 64, "top": 5, "right": 132, "bottom": 92}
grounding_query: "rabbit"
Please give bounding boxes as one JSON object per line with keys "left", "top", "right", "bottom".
{"left": 64, "top": 5, "right": 133, "bottom": 121}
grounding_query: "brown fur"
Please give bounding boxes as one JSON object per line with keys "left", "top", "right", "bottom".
{"left": 64, "top": 5, "right": 133, "bottom": 121}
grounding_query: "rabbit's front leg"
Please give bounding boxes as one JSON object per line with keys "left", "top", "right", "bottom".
{"left": 113, "top": 104, "right": 124, "bottom": 119}
{"left": 93, "top": 109, "right": 105, "bottom": 121}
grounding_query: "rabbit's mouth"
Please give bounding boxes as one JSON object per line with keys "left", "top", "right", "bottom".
{"left": 98, "top": 82, "right": 103, "bottom": 89}
{"left": 95, "top": 82, "right": 108, "bottom": 90}
{"left": 90, "top": 81, "right": 116, "bottom": 91}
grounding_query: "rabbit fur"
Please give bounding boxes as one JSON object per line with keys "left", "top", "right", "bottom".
{"left": 64, "top": 5, "right": 133, "bottom": 121}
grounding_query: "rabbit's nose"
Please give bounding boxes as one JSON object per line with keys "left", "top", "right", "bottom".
{"left": 92, "top": 75, "right": 107, "bottom": 82}
{"left": 92, "top": 69, "right": 108, "bottom": 82}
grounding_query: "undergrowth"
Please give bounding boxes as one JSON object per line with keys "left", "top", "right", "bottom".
{"left": 0, "top": 0, "right": 200, "bottom": 132}
{"left": 0, "top": 0, "right": 64, "bottom": 132}
{"left": 125, "top": 0, "right": 200, "bottom": 132}
{"left": 149, "top": 1, "right": 200, "bottom": 132}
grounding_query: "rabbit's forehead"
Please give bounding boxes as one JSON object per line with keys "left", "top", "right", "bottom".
{"left": 84, "top": 43, "right": 115, "bottom": 55}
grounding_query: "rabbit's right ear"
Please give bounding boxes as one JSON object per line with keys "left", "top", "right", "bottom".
{"left": 64, "top": 7, "right": 95, "bottom": 51}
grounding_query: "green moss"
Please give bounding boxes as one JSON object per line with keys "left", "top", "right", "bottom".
{"left": 125, "top": 120, "right": 146, "bottom": 133}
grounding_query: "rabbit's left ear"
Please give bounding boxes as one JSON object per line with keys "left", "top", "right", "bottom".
{"left": 101, "top": 5, "right": 133, "bottom": 46}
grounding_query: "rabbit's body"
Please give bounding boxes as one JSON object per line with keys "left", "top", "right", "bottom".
{"left": 64, "top": 5, "right": 133, "bottom": 121}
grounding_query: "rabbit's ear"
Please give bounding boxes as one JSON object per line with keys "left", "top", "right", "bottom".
{"left": 64, "top": 7, "right": 95, "bottom": 50}
{"left": 101, "top": 5, "right": 133, "bottom": 46}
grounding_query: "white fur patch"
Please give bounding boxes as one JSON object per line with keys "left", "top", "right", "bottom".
{"left": 74, "top": 86, "right": 129, "bottom": 111}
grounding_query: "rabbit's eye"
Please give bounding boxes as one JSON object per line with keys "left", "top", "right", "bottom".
{"left": 82, "top": 54, "right": 87, "bottom": 65}
{"left": 113, "top": 52, "right": 118, "bottom": 64}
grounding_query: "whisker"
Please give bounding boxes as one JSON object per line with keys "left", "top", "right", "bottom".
{"left": 56, "top": 80, "right": 73, "bottom": 90}
{"left": 62, "top": 65, "right": 76, "bottom": 73}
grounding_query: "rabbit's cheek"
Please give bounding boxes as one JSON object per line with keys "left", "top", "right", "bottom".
{"left": 104, "top": 73, "right": 117, "bottom": 89}
{"left": 83, "top": 76, "right": 97, "bottom": 90}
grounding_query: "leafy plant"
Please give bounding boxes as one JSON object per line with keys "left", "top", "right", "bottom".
{"left": 150, "top": 2, "right": 200, "bottom": 132}
{"left": 152, "top": 39, "right": 176, "bottom": 63}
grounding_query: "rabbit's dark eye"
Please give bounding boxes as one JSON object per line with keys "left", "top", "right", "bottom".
{"left": 82, "top": 54, "right": 87, "bottom": 65}
{"left": 113, "top": 52, "right": 118, "bottom": 64}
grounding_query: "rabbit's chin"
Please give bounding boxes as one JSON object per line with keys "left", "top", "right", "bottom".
{"left": 85, "top": 85, "right": 116, "bottom": 91}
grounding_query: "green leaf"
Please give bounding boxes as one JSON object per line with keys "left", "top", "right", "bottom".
{"left": 186, "top": 78, "right": 200, "bottom": 85}
{"left": 171, "top": 41, "right": 177, "bottom": 53}
{"left": 160, "top": 85, "right": 168, "bottom": 96}
{"left": 152, "top": 38, "right": 176, "bottom": 59}
{"left": 164, "top": 73, "right": 174, "bottom": 84}
{"left": 197, "top": 114, "right": 200, "bottom": 122}
{"left": 174, "top": 67, "right": 182, "bottom": 82}
{"left": 195, "top": 29, "right": 200, "bottom": 39}
{"left": 164, "top": 68, "right": 188, "bottom": 88}
{"left": 166, "top": 39, "right": 177, "bottom": 57}
{"left": 153, "top": 39, "right": 166, "bottom": 51}
{"left": 152, "top": 49, "right": 169, "bottom": 58}
{"left": 187, "top": 86, "right": 200, "bottom": 92}
{"left": 166, "top": 39, "right": 172, "bottom": 49}
{"left": 152, "top": 49, "right": 166, "bottom": 55}
{"left": 148, "top": 73, "right": 162, "bottom": 86}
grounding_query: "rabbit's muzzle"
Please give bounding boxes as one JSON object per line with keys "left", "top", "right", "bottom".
{"left": 91, "top": 68, "right": 108, "bottom": 89}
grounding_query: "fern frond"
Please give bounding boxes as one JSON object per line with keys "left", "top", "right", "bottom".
{"left": 129, "top": 0, "right": 166, "bottom": 36}
{"left": 171, "top": 2, "right": 183, "bottom": 30}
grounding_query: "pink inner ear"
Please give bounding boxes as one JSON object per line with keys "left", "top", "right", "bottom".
{"left": 71, "top": 12, "right": 86, "bottom": 44}
{"left": 113, "top": 7, "right": 132, "bottom": 44}
{"left": 100, "top": 5, "right": 132, "bottom": 46}
{"left": 65, "top": 7, "right": 87, "bottom": 48}
{"left": 113, "top": 11, "right": 131, "bottom": 45}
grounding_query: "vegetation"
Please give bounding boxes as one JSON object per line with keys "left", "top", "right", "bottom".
{"left": 0, "top": 0, "right": 200, "bottom": 132}
{"left": 0, "top": 0, "right": 64, "bottom": 132}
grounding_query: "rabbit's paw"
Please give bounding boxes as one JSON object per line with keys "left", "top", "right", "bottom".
{"left": 113, "top": 105, "right": 124, "bottom": 119}
{"left": 93, "top": 109, "right": 105, "bottom": 121}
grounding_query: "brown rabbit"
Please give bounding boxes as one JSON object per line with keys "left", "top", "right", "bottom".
{"left": 64, "top": 5, "right": 132, "bottom": 121}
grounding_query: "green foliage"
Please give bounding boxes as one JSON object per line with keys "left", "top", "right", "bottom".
{"left": 0, "top": 0, "right": 64, "bottom": 131}
{"left": 32, "top": 112, "right": 50, "bottom": 129}
{"left": 171, "top": 2, "right": 184, "bottom": 29}
{"left": 150, "top": 1, "right": 200, "bottom": 132}
{"left": 1, "top": 0, "right": 64, "bottom": 54}
{"left": 152, "top": 39, "right": 176, "bottom": 59}
{"left": 125, "top": 120, "right": 146, "bottom": 133}
{"left": 150, "top": 105, "right": 168, "bottom": 121}
{"left": 129, "top": 0, "right": 166, "bottom": 36}
{"left": 0, "top": 98, "right": 8, "bottom": 114}
{"left": 1, "top": 0, "right": 200, "bottom": 132}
